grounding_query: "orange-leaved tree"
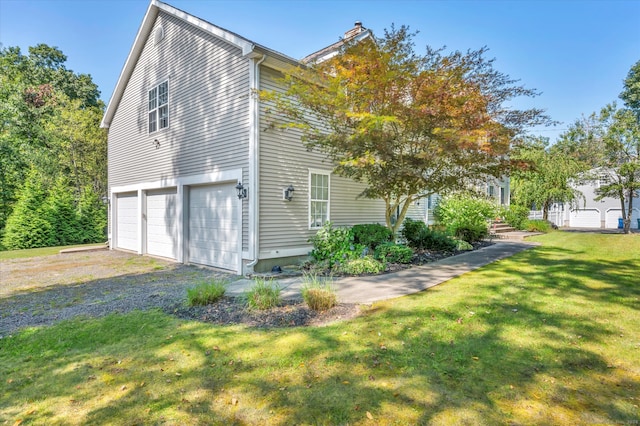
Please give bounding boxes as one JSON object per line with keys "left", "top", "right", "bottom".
{"left": 262, "top": 26, "right": 550, "bottom": 233}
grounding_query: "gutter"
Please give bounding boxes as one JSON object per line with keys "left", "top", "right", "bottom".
{"left": 245, "top": 53, "right": 267, "bottom": 274}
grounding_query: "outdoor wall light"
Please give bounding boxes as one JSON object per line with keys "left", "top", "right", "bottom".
{"left": 153, "top": 138, "right": 160, "bottom": 149}
{"left": 283, "top": 185, "right": 295, "bottom": 201}
{"left": 235, "top": 182, "right": 247, "bottom": 199}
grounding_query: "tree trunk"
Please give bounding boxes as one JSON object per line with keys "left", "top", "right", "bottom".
{"left": 624, "top": 189, "right": 634, "bottom": 234}
{"left": 542, "top": 199, "right": 550, "bottom": 221}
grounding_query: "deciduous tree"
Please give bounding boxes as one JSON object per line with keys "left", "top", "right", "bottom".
{"left": 263, "top": 26, "right": 550, "bottom": 232}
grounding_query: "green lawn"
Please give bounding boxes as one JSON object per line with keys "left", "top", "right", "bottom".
{"left": 1, "top": 232, "right": 638, "bottom": 425}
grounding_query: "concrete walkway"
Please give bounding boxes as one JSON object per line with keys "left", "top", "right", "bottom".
{"left": 226, "top": 240, "right": 539, "bottom": 304}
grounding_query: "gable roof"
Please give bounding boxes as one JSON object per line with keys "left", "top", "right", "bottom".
{"left": 100, "top": 0, "right": 299, "bottom": 128}
{"left": 301, "top": 22, "right": 374, "bottom": 65}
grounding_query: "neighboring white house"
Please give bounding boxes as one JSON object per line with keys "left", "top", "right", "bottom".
{"left": 102, "top": 0, "right": 436, "bottom": 274}
{"left": 536, "top": 170, "right": 640, "bottom": 229}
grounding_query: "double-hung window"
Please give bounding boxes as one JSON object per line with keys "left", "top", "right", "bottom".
{"left": 309, "top": 172, "right": 330, "bottom": 229}
{"left": 148, "top": 81, "right": 169, "bottom": 133}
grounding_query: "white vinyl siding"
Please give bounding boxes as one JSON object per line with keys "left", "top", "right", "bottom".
{"left": 108, "top": 12, "right": 250, "bottom": 187}
{"left": 257, "top": 67, "right": 386, "bottom": 255}
{"left": 309, "top": 172, "right": 329, "bottom": 229}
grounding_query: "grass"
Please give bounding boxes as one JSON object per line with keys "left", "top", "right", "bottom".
{"left": 301, "top": 273, "right": 338, "bottom": 311}
{"left": 245, "top": 277, "right": 281, "bottom": 310}
{"left": 1, "top": 232, "right": 639, "bottom": 424}
{"left": 0, "top": 243, "right": 105, "bottom": 260}
{"left": 187, "top": 278, "right": 227, "bottom": 306}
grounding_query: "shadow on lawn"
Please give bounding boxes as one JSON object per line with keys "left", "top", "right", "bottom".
{"left": 1, "top": 241, "right": 638, "bottom": 424}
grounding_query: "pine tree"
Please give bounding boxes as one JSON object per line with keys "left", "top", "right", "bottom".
{"left": 2, "top": 169, "right": 52, "bottom": 249}
{"left": 77, "top": 186, "right": 107, "bottom": 243}
{"left": 44, "top": 175, "right": 80, "bottom": 246}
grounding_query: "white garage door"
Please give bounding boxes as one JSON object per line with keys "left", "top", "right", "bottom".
{"left": 569, "top": 209, "right": 601, "bottom": 228}
{"left": 146, "top": 188, "right": 177, "bottom": 259}
{"left": 188, "top": 184, "right": 239, "bottom": 271}
{"left": 605, "top": 208, "right": 640, "bottom": 229}
{"left": 116, "top": 192, "right": 138, "bottom": 251}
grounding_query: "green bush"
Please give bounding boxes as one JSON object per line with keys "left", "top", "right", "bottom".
{"left": 455, "top": 240, "right": 474, "bottom": 251}
{"left": 337, "top": 256, "right": 386, "bottom": 275}
{"left": 245, "top": 278, "right": 281, "bottom": 310}
{"left": 435, "top": 194, "right": 497, "bottom": 243}
{"left": 454, "top": 226, "right": 489, "bottom": 243}
{"left": 352, "top": 223, "right": 393, "bottom": 250}
{"left": 309, "top": 222, "right": 364, "bottom": 267}
{"left": 502, "top": 205, "right": 530, "bottom": 230}
{"left": 523, "top": 219, "right": 551, "bottom": 232}
{"left": 400, "top": 217, "right": 428, "bottom": 247}
{"left": 401, "top": 218, "right": 457, "bottom": 251}
{"left": 301, "top": 273, "right": 338, "bottom": 311}
{"left": 374, "top": 242, "right": 413, "bottom": 263}
{"left": 187, "top": 278, "right": 227, "bottom": 306}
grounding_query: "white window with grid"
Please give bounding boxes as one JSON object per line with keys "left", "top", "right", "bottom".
{"left": 148, "top": 81, "right": 168, "bottom": 133}
{"left": 309, "top": 171, "right": 330, "bottom": 229}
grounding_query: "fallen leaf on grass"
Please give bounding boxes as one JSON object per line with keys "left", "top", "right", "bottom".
{"left": 231, "top": 398, "right": 238, "bottom": 406}
{"left": 366, "top": 411, "right": 374, "bottom": 420}
{"left": 472, "top": 357, "right": 479, "bottom": 361}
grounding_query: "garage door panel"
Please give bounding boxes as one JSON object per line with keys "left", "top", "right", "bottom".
{"left": 569, "top": 209, "right": 600, "bottom": 228}
{"left": 188, "top": 184, "right": 239, "bottom": 271}
{"left": 116, "top": 193, "right": 138, "bottom": 251}
{"left": 606, "top": 208, "right": 640, "bottom": 228}
{"left": 146, "top": 189, "right": 177, "bottom": 259}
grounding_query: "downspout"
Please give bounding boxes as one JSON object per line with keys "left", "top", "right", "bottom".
{"left": 246, "top": 54, "right": 267, "bottom": 274}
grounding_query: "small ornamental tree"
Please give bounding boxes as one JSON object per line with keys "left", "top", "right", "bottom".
{"left": 262, "top": 25, "right": 550, "bottom": 233}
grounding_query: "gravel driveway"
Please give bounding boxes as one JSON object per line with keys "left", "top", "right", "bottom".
{"left": 0, "top": 250, "right": 234, "bottom": 336}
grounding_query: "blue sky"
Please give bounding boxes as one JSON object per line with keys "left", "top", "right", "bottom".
{"left": 1, "top": 0, "right": 639, "bottom": 142}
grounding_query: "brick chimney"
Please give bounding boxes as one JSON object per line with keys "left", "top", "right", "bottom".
{"left": 344, "top": 21, "right": 364, "bottom": 39}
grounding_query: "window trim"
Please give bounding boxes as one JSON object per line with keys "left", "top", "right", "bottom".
{"left": 148, "top": 80, "right": 169, "bottom": 134}
{"left": 308, "top": 169, "right": 331, "bottom": 230}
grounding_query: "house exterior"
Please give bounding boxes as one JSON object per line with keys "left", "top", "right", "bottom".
{"left": 101, "top": 0, "right": 415, "bottom": 274}
{"left": 530, "top": 170, "right": 640, "bottom": 229}
{"left": 563, "top": 170, "right": 639, "bottom": 229}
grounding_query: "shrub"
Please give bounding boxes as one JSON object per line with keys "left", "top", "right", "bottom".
{"left": 352, "top": 223, "right": 393, "bottom": 250}
{"left": 401, "top": 219, "right": 457, "bottom": 251}
{"left": 523, "top": 219, "right": 551, "bottom": 233}
{"left": 309, "top": 222, "right": 363, "bottom": 267}
{"left": 455, "top": 240, "right": 474, "bottom": 251}
{"left": 374, "top": 242, "right": 413, "bottom": 263}
{"left": 501, "top": 205, "right": 530, "bottom": 230}
{"left": 301, "top": 273, "right": 338, "bottom": 311}
{"left": 245, "top": 278, "right": 281, "bottom": 310}
{"left": 435, "top": 194, "right": 497, "bottom": 243}
{"left": 454, "top": 226, "right": 488, "bottom": 243}
{"left": 400, "top": 217, "right": 428, "bottom": 247}
{"left": 187, "top": 278, "right": 227, "bottom": 306}
{"left": 337, "top": 256, "right": 386, "bottom": 275}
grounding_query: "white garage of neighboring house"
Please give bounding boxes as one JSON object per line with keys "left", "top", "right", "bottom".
{"left": 569, "top": 209, "right": 601, "bottom": 228}
{"left": 605, "top": 208, "right": 640, "bottom": 229}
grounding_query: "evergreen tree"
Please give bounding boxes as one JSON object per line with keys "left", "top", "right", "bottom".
{"left": 77, "top": 186, "right": 107, "bottom": 243}
{"left": 2, "top": 169, "right": 52, "bottom": 249}
{"left": 44, "top": 175, "right": 80, "bottom": 246}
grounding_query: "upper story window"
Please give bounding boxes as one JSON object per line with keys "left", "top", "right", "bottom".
{"left": 148, "top": 81, "right": 168, "bottom": 133}
{"left": 598, "top": 174, "right": 610, "bottom": 187}
{"left": 309, "top": 171, "right": 330, "bottom": 229}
